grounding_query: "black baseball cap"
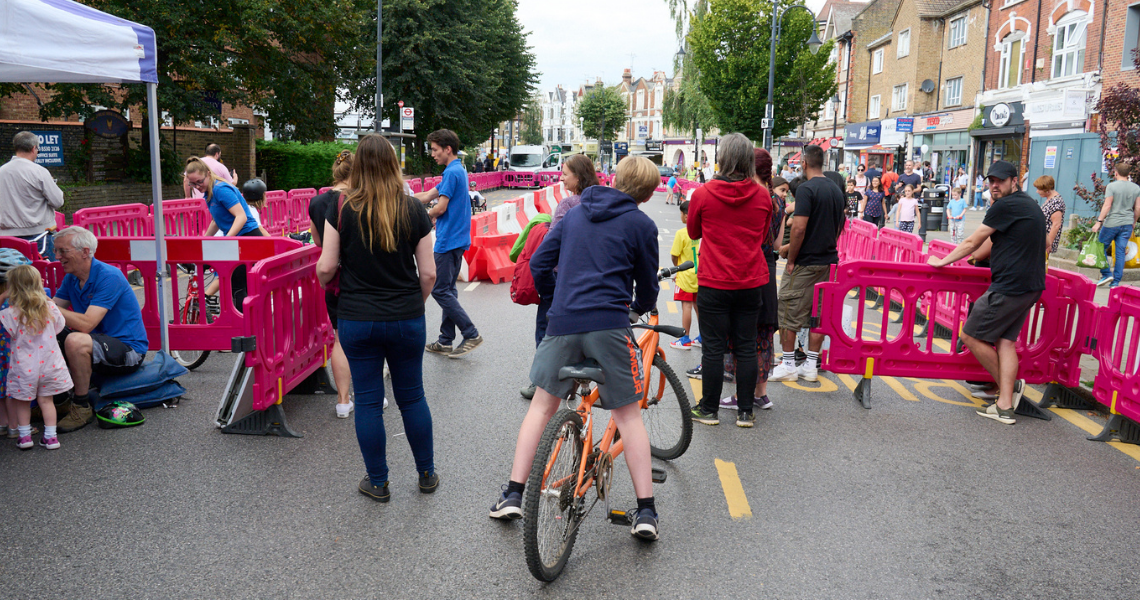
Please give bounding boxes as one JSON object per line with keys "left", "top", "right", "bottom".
{"left": 986, "top": 160, "right": 1018, "bottom": 181}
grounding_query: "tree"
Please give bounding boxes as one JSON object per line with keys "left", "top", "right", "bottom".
{"left": 520, "top": 94, "right": 544, "bottom": 145}
{"left": 575, "top": 86, "right": 628, "bottom": 142}
{"left": 341, "top": 0, "right": 538, "bottom": 173}
{"left": 688, "top": 0, "right": 836, "bottom": 140}
{"left": 663, "top": 71, "right": 717, "bottom": 138}
{"left": 1, "top": 1, "right": 373, "bottom": 142}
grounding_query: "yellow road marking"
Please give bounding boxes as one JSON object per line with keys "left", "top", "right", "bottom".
{"left": 837, "top": 373, "right": 857, "bottom": 391}
{"left": 688, "top": 377, "right": 702, "bottom": 403}
{"left": 880, "top": 376, "right": 919, "bottom": 402}
{"left": 1016, "top": 387, "right": 1140, "bottom": 463}
{"left": 661, "top": 280, "right": 671, "bottom": 291}
{"left": 781, "top": 375, "right": 839, "bottom": 393}
{"left": 714, "top": 459, "right": 752, "bottom": 520}
{"left": 908, "top": 379, "right": 984, "bottom": 407}
{"left": 667, "top": 301, "right": 678, "bottom": 314}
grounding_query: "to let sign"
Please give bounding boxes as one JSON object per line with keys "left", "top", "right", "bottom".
{"left": 31, "top": 131, "right": 64, "bottom": 167}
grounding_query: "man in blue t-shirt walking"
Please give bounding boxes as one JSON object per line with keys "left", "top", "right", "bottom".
{"left": 422, "top": 129, "right": 483, "bottom": 358}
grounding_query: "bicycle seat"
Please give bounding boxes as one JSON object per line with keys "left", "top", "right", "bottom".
{"left": 558, "top": 360, "right": 605, "bottom": 384}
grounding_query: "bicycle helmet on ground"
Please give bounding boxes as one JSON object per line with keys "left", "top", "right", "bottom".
{"left": 96, "top": 401, "right": 145, "bottom": 429}
{"left": 0, "top": 248, "right": 32, "bottom": 283}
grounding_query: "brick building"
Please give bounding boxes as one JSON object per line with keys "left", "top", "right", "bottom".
{"left": 846, "top": 0, "right": 988, "bottom": 180}
{"left": 1104, "top": 1, "right": 1140, "bottom": 89}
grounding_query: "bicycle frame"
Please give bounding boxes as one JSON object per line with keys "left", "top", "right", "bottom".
{"left": 541, "top": 312, "right": 670, "bottom": 502}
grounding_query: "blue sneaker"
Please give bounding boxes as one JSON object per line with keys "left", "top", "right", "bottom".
{"left": 490, "top": 486, "right": 523, "bottom": 520}
{"left": 631, "top": 508, "right": 659, "bottom": 540}
{"left": 670, "top": 335, "right": 692, "bottom": 350}
{"left": 692, "top": 336, "right": 702, "bottom": 348}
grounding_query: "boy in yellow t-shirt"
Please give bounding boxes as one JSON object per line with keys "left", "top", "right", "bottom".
{"left": 670, "top": 201, "right": 700, "bottom": 350}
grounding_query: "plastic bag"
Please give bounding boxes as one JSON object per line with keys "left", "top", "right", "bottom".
{"left": 1126, "top": 235, "right": 1140, "bottom": 269}
{"left": 1077, "top": 235, "right": 1108, "bottom": 269}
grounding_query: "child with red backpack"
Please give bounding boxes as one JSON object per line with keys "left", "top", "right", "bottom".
{"left": 510, "top": 213, "right": 552, "bottom": 399}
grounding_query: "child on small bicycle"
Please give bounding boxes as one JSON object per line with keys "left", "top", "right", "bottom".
{"left": 490, "top": 157, "right": 663, "bottom": 541}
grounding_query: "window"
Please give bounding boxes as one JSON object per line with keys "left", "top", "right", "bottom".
{"left": 869, "top": 95, "right": 881, "bottom": 119}
{"left": 1052, "top": 12, "right": 1088, "bottom": 78}
{"left": 949, "top": 16, "right": 968, "bottom": 48}
{"left": 825, "top": 98, "right": 835, "bottom": 120}
{"left": 842, "top": 42, "right": 850, "bottom": 70}
{"left": 999, "top": 33, "right": 1025, "bottom": 89}
{"left": 892, "top": 84, "right": 908, "bottom": 112}
{"left": 897, "top": 29, "right": 910, "bottom": 58}
{"left": 872, "top": 48, "right": 884, "bottom": 73}
{"left": 637, "top": 89, "right": 645, "bottom": 111}
{"left": 945, "top": 77, "right": 963, "bottom": 106}
{"left": 1127, "top": 5, "right": 1140, "bottom": 70}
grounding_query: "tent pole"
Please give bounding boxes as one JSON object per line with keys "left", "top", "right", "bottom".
{"left": 147, "top": 82, "right": 170, "bottom": 354}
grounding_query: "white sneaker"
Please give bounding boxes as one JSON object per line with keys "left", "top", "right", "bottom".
{"left": 336, "top": 400, "right": 355, "bottom": 419}
{"left": 797, "top": 363, "right": 819, "bottom": 382}
{"left": 768, "top": 363, "right": 799, "bottom": 382}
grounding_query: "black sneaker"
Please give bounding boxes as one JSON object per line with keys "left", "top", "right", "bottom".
{"left": 358, "top": 477, "right": 390, "bottom": 502}
{"left": 631, "top": 508, "right": 659, "bottom": 541}
{"left": 686, "top": 365, "right": 702, "bottom": 379}
{"left": 418, "top": 471, "right": 440, "bottom": 494}
{"left": 736, "top": 411, "right": 755, "bottom": 428}
{"left": 691, "top": 408, "right": 719, "bottom": 426}
{"left": 204, "top": 295, "right": 220, "bottom": 317}
{"left": 425, "top": 342, "right": 453, "bottom": 354}
{"left": 490, "top": 486, "right": 523, "bottom": 520}
{"left": 520, "top": 383, "right": 537, "bottom": 400}
{"left": 449, "top": 335, "right": 484, "bottom": 358}
{"left": 723, "top": 371, "right": 735, "bottom": 383}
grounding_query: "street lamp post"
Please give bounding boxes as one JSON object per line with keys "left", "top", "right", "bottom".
{"left": 375, "top": 0, "right": 383, "bottom": 133}
{"left": 763, "top": 1, "right": 823, "bottom": 151}
{"left": 830, "top": 94, "right": 841, "bottom": 169}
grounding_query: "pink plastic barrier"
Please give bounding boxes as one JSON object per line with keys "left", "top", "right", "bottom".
{"left": 55, "top": 212, "right": 67, "bottom": 229}
{"left": 156, "top": 198, "right": 210, "bottom": 237}
{"left": 424, "top": 176, "right": 443, "bottom": 191}
{"left": 485, "top": 171, "right": 503, "bottom": 189}
{"left": 263, "top": 190, "right": 290, "bottom": 236}
{"left": 1093, "top": 286, "right": 1140, "bottom": 426}
{"left": 0, "top": 235, "right": 42, "bottom": 260}
{"left": 286, "top": 188, "right": 317, "bottom": 233}
{"left": 875, "top": 228, "right": 924, "bottom": 263}
{"left": 925, "top": 239, "right": 969, "bottom": 266}
{"left": 535, "top": 171, "right": 561, "bottom": 186}
{"left": 815, "top": 260, "right": 1085, "bottom": 386}
{"left": 95, "top": 236, "right": 302, "bottom": 352}
{"left": 408, "top": 178, "right": 423, "bottom": 194}
{"left": 319, "top": 187, "right": 332, "bottom": 194}
{"left": 502, "top": 171, "right": 533, "bottom": 188}
{"left": 240, "top": 244, "right": 334, "bottom": 412}
{"left": 73, "top": 204, "right": 153, "bottom": 237}
{"left": 838, "top": 218, "right": 878, "bottom": 263}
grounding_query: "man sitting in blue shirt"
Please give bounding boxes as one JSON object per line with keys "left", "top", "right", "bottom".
{"left": 52, "top": 227, "right": 148, "bottom": 432}
{"left": 420, "top": 129, "right": 483, "bottom": 358}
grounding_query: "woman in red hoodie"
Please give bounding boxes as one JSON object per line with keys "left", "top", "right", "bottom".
{"left": 686, "top": 133, "right": 773, "bottom": 428}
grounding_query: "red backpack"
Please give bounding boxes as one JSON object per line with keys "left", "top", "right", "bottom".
{"left": 510, "top": 222, "right": 550, "bottom": 305}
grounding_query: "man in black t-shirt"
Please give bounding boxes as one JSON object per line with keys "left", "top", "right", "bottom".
{"left": 927, "top": 160, "right": 1045, "bottom": 425}
{"left": 769, "top": 144, "right": 845, "bottom": 384}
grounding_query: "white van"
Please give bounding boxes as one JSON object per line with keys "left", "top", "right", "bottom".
{"left": 508, "top": 145, "right": 547, "bottom": 172}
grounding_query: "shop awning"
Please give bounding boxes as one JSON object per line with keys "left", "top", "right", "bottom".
{"left": 969, "top": 126, "right": 1026, "bottom": 138}
{"left": 788, "top": 152, "right": 801, "bottom": 163}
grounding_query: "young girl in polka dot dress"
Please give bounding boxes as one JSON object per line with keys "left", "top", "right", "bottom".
{"left": 1, "top": 265, "right": 73, "bottom": 450}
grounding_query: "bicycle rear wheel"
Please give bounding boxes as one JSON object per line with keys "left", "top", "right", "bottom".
{"left": 523, "top": 409, "right": 585, "bottom": 582}
{"left": 171, "top": 301, "right": 212, "bottom": 370}
{"left": 643, "top": 354, "right": 692, "bottom": 460}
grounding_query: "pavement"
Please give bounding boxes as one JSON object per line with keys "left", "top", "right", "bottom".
{"left": 2, "top": 191, "right": 1139, "bottom": 599}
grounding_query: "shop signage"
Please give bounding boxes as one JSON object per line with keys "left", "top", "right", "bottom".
{"left": 895, "top": 118, "right": 914, "bottom": 133}
{"left": 879, "top": 119, "right": 907, "bottom": 146}
{"left": 1027, "top": 90, "right": 1088, "bottom": 124}
{"left": 1044, "top": 145, "right": 1058, "bottom": 169}
{"left": 31, "top": 131, "right": 64, "bottom": 166}
{"left": 982, "top": 102, "right": 1024, "bottom": 128}
{"left": 844, "top": 121, "right": 880, "bottom": 145}
{"left": 85, "top": 110, "right": 130, "bottom": 138}
{"left": 991, "top": 103, "right": 1012, "bottom": 127}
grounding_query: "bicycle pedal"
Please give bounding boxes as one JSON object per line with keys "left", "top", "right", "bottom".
{"left": 651, "top": 468, "right": 667, "bottom": 484}
{"left": 607, "top": 509, "right": 634, "bottom": 526}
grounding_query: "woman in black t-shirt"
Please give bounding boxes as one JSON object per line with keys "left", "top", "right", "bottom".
{"left": 316, "top": 134, "right": 438, "bottom": 501}
{"left": 309, "top": 150, "right": 355, "bottom": 418}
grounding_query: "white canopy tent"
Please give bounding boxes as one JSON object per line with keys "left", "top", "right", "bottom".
{"left": 0, "top": 0, "right": 170, "bottom": 352}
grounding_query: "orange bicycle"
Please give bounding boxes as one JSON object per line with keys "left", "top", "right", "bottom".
{"left": 522, "top": 262, "right": 694, "bottom": 582}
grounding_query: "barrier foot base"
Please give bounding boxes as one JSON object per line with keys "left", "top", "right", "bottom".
{"left": 1088, "top": 414, "right": 1140, "bottom": 445}
{"left": 1040, "top": 383, "right": 1098, "bottom": 411}
{"left": 1013, "top": 397, "right": 1052, "bottom": 421}
{"left": 292, "top": 365, "right": 335, "bottom": 395}
{"left": 854, "top": 378, "right": 872, "bottom": 409}
{"left": 221, "top": 404, "right": 302, "bottom": 438}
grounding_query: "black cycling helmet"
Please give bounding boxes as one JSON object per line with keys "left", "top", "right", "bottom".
{"left": 241, "top": 178, "right": 267, "bottom": 203}
{"left": 96, "top": 401, "right": 145, "bottom": 429}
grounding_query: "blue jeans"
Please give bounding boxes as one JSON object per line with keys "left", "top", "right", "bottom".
{"left": 338, "top": 316, "right": 434, "bottom": 486}
{"left": 18, "top": 231, "right": 55, "bottom": 261}
{"left": 1099, "top": 224, "right": 1133, "bottom": 285}
{"left": 432, "top": 248, "right": 478, "bottom": 345}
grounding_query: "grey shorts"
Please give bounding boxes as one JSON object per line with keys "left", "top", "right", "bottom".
{"left": 530, "top": 328, "right": 645, "bottom": 410}
{"left": 963, "top": 290, "right": 1042, "bottom": 344}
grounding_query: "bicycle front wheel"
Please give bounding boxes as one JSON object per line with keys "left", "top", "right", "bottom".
{"left": 523, "top": 408, "right": 585, "bottom": 582}
{"left": 643, "top": 354, "right": 692, "bottom": 460}
{"left": 171, "top": 301, "right": 212, "bottom": 370}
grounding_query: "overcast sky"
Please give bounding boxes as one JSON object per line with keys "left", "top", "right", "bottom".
{"left": 517, "top": 0, "right": 828, "bottom": 94}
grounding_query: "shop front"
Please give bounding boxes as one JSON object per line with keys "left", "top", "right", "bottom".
{"left": 844, "top": 120, "right": 893, "bottom": 170}
{"left": 1024, "top": 88, "right": 1100, "bottom": 217}
{"left": 912, "top": 109, "right": 975, "bottom": 185}
{"left": 969, "top": 101, "right": 1025, "bottom": 182}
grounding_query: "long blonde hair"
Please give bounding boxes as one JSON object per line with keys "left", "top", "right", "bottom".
{"left": 7, "top": 265, "right": 51, "bottom": 333}
{"left": 343, "top": 134, "right": 407, "bottom": 252}
{"left": 184, "top": 157, "right": 218, "bottom": 200}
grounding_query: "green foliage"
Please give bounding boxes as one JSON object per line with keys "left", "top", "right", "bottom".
{"left": 521, "top": 94, "right": 544, "bottom": 146}
{"left": 124, "top": 130, "right": 182, "bottom": 186}
{"left": 688, "top": 0, "right": 837, "bottom": 140}
{"left": 256, "top": 140, "right": 357, "bottom": 191}
{"left": 663, "top": 72, "right": 717, "bottom": 137}
{"left": 342, "top": 0, "right": 538, "bottom": 174}
{"left": 575, "top": 86, "right": 628, "bottom": 142}
{"left": 1062, "top": 216, "right": 1096, "bottom": 250}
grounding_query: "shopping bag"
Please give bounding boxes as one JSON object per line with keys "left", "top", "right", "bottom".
{"left": 1077, "top": 235, "right": 1108, "bottom": 269}
{"left": 1126, "top": 235, "right": 1140, "bottom": 269}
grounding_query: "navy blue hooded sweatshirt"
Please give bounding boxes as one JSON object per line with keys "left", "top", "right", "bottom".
{"left": 530, "top": 185, "right": 659, "bottom": 336}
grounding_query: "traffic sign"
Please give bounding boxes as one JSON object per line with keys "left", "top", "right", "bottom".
{"left": 401, "top": 107, "right": 414, "bottom": 119}
{"left": 397, "top": 100, "right": 404, "bottom": 108}
{"left": 761, "top": 118, "right": 773, "bottom": 130}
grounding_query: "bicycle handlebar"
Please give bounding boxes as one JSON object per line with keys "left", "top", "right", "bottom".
{"left": 632, "top": 323, "right": 687, "bottom": 339}
{"left": 657, "top": 261, "right": 694, "bottom": 281}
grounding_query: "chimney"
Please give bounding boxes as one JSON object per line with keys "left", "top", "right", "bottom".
{"left": 623, "top": 69, "right": 632, "bottom": 85}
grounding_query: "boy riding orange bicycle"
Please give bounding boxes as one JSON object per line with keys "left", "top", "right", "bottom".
{"left": 490, "top": 157, "right": 663, "bottom": 540}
